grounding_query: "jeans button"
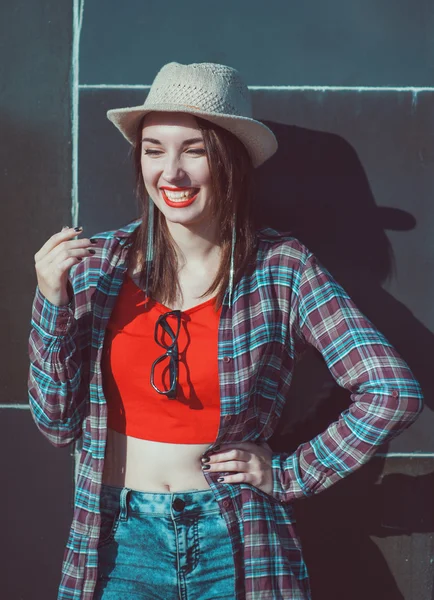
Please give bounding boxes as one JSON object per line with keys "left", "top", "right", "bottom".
{"left": 172, "top": 498, "right": 186, "bottom": 511}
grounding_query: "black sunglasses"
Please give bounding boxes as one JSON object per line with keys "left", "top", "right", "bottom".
{"left": 150, "top": 310, "right": 181, "bottom": 399}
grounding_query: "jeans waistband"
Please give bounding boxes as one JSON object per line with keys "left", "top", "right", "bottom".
{"left": 101, "top": 483, "right": 221, "bottom": 517}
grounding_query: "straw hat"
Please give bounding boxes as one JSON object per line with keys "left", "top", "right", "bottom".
{"left": 106, "top": 62, "right": 278, "bottom": 168}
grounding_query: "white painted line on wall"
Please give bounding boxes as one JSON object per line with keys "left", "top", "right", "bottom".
{"left": 376, "top": 452, "right": 434, "bottom": 458}
{"left": 0, "top": 404, "right": 31, "bottom": 410}
{"left": 79, "top": 84, "right": 151, "bottom": 89}
{"left": 71, "top": 0, "right": 85, "bottom": 227}
{"left": 250, "top": 86, "right": 433, "bottom": 92}
{"left": 78, "top": 84, "right": 434, "bottom": 92}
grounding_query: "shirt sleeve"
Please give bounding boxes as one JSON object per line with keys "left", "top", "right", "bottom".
{"left": 271, "top": 251, "right": 424, "bottom": 502}
{"left": 28, "top": 280, "right": 90, "bottom": 448}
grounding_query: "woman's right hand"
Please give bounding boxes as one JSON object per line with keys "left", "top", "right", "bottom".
{"left": 34, "top": 226, "right": 96, "bottom": 306}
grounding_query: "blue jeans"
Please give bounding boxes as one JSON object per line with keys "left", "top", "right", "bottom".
{"left": 93, "top": 484, "right": 237, "bottom": 600}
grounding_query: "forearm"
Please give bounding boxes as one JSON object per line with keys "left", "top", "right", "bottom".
{"left": 28, "top": 287, "right": 88, "bottom": 447}
{"left": 271, "top": 377, "right": 423, "bottom": 502}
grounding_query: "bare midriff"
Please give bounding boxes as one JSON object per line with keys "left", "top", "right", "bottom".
{"left": 102, "top": 428, "right": 213, "bottom": 492}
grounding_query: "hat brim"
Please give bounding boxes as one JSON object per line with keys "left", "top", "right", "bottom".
{"left": 106, "top": 104, "right": 278, "bottom": 168}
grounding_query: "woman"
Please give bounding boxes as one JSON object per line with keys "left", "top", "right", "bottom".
{"left": 29, "top": 62, "right": 423, "bottom": 600}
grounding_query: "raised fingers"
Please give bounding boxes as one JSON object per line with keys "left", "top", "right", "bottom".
{"left": 34, "top": 226, "right": 84, "bottom": 263}
{"left": 34, "top": 226, "right": 99, "bottom": 306}
{"left": 44, "top": 237, "right": 96, "bottom": 267}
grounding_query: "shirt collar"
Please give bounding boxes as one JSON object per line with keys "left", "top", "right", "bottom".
{"left": 256, "top": 227, "right": 289, "bottom": 241}
{"left": 112, "top": 218, "right": 142, "bottom": 240}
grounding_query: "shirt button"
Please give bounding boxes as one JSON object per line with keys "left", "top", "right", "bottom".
{"left": 223, "top": 500, "right": 230, "bottom": 508}
{"left": 224, "top": 415, "right": 232, "bottom": 421}
{"left": 392, "top": 390, "right": 399, "bottom": 398}
{"left": 172, "top": 498, "right": 186, "bottom": 512}
{"left": 222, "top": 356, "right": 231, "bottom": 363}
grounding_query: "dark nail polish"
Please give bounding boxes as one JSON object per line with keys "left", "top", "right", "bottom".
{"left": 201, "top": 457, "right": 210, "bottom": 463}
{"left": 202, "top": 464, "right": 210, "bottom": 470}
{"left": 88, "top": 248, "right": 96, "bottom": 255}
{"left": 213, "top": 444, "right": 221, "bottom": 451}
{"left": 90, "top": 238, "right": 98, "bottom": 244}
{"left": 217, "top": 477, "right": 224, "bottom": 482}
{"left": 74, "top": 226, "right": 83, "bottom": 232}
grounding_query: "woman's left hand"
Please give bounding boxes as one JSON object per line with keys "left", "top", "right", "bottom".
{"left": 201, "top": 441, "right": 274, "bottom": 495}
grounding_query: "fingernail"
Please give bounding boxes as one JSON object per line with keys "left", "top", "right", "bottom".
{"left": 213, "top": 444, "right": 221, "bottom": 451}
{"left": 90, "top": 238, "right": 98, "bottom": 244}
{"left": 74, "top": 226, "right": 83, "bottom": 232}
{"left": 201, "top": 457, "right": 210, "bottom": 463}
{"left": 88, "top": 248, "right": 96, "bottom": 255}
{"left": 201, "top": 464, "right": 210, "bottom": 470}
{"left": 217, "top": 477, "right": 224, "bottom": 483}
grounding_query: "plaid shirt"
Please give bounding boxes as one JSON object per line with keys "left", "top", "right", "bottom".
{"left": 28, "top": 220, "right": 423, "bottom": 600}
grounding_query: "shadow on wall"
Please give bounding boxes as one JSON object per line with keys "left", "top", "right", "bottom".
{"left": 257, "top": 122, "right": 434, "bottom": 600}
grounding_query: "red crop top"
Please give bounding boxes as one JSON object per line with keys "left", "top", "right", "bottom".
{"left": 101, "top": 275, "right": 221, "bottom": 443}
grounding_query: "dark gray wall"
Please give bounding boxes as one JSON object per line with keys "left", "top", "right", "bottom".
{"left": 1, "top": 1, "right": 73, "bottom": 404}
{"left": 0, "top": 2, "right": 74, "bottom": 599}
{"left": 1, "top": 410, "right": 74, "bottom": 599}
{"left": 2, "top": 1, "right": 433, "bottom": 598}
{"left": 79, "top": 0, "right": 434, "bottom": 86}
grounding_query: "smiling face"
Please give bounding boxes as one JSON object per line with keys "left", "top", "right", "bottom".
{"left": 140, "top": 112, "right": 215, "bottom": 230}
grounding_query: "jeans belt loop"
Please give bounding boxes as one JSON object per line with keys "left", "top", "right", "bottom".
{"left": 119, "top": 488, "right": 131, "bottom": 521}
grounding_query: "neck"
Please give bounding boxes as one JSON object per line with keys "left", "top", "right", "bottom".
{"left": 165, "top": 218, "right": 221, "bottom": 267}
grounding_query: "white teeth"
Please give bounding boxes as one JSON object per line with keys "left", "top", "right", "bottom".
{"left": 163, "top": 189, "right": 197, "bottom": 200}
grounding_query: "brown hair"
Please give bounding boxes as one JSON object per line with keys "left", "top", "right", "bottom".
{"left": 130, "top": 115, "right": 257, "bottom": 310}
